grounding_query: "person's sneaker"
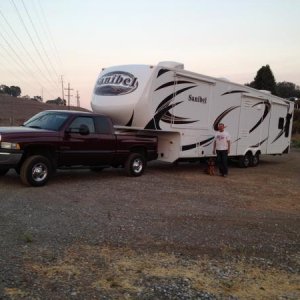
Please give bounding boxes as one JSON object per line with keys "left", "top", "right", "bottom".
{"left": 223, "top": 174, "right": 228, "bottom": 177}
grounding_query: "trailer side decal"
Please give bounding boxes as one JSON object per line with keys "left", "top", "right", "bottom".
{"left": 221, "top": 90, "right": 248, "bottom": 96}
{"left": 125, "top": 111, "right": 134, "bottom": 127}
{"left": 155, "top": 81, "right": 194, "bottom": 91}
{"left": 249, "top": 101, "right": 271, "bottom": 133}
{"left": 182, "top": 136, "right": 214, "bottom": 151}
{"left": 145, "top": 86, "right": 198, "bottom": 129}
{"left": 213, "top": 106, "right": 240, "bottom": 130}
{"left": 272, "top": 130, "right": 284, "bottom": 144}
{"left": 250, "top": 137, "right": 268, "bottom": 147}
{"left": 157, "top": 69, "right": 170, "bottom": 77}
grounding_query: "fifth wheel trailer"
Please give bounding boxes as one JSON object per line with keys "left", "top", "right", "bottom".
{"left": 91, "top": 61, "right": 294, "bottom": 167}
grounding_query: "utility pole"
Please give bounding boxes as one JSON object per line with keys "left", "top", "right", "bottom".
{"left": 61, "top": 75, "right": 65, "bottom": 103}
{"left": 76, "top": 90, "right": 80, "bottom": 107}
{"left": 64, "top": 83, "right": 73, "bottom": 110}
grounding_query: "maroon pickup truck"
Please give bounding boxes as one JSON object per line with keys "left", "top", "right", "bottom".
{"left": 0, "top": 110, "right": 158, "bottom": 186}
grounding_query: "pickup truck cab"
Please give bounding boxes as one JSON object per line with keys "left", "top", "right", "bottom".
{"left": 0, "top": 110, "right": 158, "bottom": 186}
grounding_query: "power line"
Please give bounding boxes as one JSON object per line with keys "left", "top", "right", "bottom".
{"left": 30, "top": 0, "right": 61, "bottom": 73}
{"left": 10, "top": 0, "right": 59, "bottom": 90}
{"left": 0, "top": 40, "right": 46, "bottom": 92}
{"left": 20, "top": 0, "right": 60, "bottom": 81}
{"left": 37, "top": 0, "right": 64, "bottom": 70}
{"left": 0, "top": 15, "right": 58, "bottom": 93}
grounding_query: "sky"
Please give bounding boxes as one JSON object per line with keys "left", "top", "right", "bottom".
{"left": 0, "top": 0, "right": 299, "bottom": 109}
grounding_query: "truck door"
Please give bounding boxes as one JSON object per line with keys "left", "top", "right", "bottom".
{"left": 61, "top": 116, "right": 115, "bottom": 166}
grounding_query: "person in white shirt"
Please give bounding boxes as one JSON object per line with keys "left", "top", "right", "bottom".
{"left": 213, "top": 123, "right": 231, "bottom": 177}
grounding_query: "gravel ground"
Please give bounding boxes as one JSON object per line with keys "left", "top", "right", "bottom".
{"left": 0, "top": 149, "right": 299, "bottom": 299}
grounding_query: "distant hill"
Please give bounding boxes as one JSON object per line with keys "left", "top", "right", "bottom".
{"left": 0, "top": 95, "right": 91, "bottom": 126}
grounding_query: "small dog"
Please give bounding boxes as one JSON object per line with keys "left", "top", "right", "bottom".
{"left": 205, "top": 158, "right": 216, "bottom": 176}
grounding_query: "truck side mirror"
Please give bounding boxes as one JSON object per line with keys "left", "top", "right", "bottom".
{"left": 79, "top": 124, "right": 90, "bottom": 135}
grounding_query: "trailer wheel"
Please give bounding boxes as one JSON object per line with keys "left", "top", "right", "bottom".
{"left": 20, "top": 155, "right": 52, "bottom": 187}
{"left": 125, "top": 153, "right": 146, "bottom": 177}
{"left": 250, "top": 153, "right": 260, "bottom": 167}
{"left": 238, "top": 153, "right": 251, "bottom": 168}
{"left": 0, "top": 169, "right": 9, "bottom": 176}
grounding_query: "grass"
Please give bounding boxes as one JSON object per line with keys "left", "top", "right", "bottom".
{"left": 19, "top": 245, "right": 300, "bottom": 300}
{"left": 20, "top": 232, "right": 33, "bottom": 243}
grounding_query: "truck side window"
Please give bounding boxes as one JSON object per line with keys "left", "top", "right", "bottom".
{"left": 94, "top": 116, "right": 111, "bottom": 134}
{"left": 68, "top": 117, "right": 95, "bottom": 133}
{"left": 278, "top": 117, "right": 284, "bottom": 130}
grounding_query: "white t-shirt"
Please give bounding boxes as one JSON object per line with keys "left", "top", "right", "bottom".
{"left": 215, "top": 131, "right": 231, "bottom": 150}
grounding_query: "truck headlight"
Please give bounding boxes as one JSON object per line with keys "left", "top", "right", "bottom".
{"left": 0, "top": 142, "right": 20, "bottom": 150}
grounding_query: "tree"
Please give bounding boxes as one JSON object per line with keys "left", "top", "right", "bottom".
{"left": 0, "top": 85, "right": 11, "bottom": 95}
{"left": 277, "top": 81, "right": 300, "bottom": 99}
{"left": 246, "top": 65, "right": 277, "bottom": 95}
{"left": 10, "top": 86, "right": 21, "bottom": 97}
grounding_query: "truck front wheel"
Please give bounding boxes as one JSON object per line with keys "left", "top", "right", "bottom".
{"left": 20, "top": 155, "right": 52, "bottom": 187}
{"left": 125, "top": 153, "right": 146, "bottom": 177}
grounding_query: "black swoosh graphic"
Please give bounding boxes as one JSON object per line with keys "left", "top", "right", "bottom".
{"left": 125, "top": 111, "right": 134, "bottom": 127}
{"left": 157, "top": 69, "right": 170, "bottom": 77}
{"left": 249, "top": 101, "right": 271, "bottom": 133}
{"left": 145, "top": 101, "right": 184, "bottom": 130}
{"left": 213, "top": 106, "right": 240, "bottom": 130}
{"left": 156, "top": 86, "right": 197, "bottom": 113}
{"left": 250, "top": 137, "right": 268, "bottom": 147}
{"left": 155, "top": 81, "right": 194, "bottom": 91}
{"left": 221, "top": 90, "right": 249, "bottom": 96}
{"left": 272, "top": 130, "right": 284, "bottom": 144}
{"left": 182, "top": 137, "right": 214, "bottom": 151}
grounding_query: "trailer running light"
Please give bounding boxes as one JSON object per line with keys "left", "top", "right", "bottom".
{"left": 0, "top": 142, "right": 20, "bottom": 150}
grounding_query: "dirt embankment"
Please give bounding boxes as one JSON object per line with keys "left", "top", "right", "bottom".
{"left": 0, "top": 95, "right": 90, "bottom": 126}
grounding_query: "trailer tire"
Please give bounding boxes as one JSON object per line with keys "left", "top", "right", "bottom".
{"left": 238, "top": 153, "right": 251, "bottom": 168}
{"left": 20, "top": 155, "right": 52, "bottom": 187}
{"left": 250, "top": 153, "right": 260, "bottom": 167}
{"left": 125, "top": 153, "right": 146, "bottom": 177}
{"left": 0, "top": 169, "right": 9, "bottom": 176}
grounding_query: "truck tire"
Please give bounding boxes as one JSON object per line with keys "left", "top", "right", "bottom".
{"left": 20, "top": 155, "right": 52, "bottom": 187}
{"left": 238, "top": 153, "right": 251, "bottom": 168}
{"left": 0, "top": 169, "right": 9, "bottom": 176}
{"left": 125, "top": 153, "right": 146, "bottom": 177}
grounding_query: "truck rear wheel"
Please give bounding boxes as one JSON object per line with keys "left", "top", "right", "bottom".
{"left": 20, "top": 155, "right": 52, "bottom": 187}
{"left": 125, "top": 153, "right": 146, "bottom": 177}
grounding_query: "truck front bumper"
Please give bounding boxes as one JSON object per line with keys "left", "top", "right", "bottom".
{"left": 0, "top": 150, "right": 23, "bottom": 168}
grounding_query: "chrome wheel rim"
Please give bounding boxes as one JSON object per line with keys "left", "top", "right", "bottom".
{"left": 32, "top": 163, "right": 48, "bottom": 182}
{"left": 132, "top": 158, "right": 143, "bottom": 173}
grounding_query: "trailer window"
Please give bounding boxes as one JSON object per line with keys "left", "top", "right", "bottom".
{"left": 278, "top": 117, "right": 284, "bottom": 130}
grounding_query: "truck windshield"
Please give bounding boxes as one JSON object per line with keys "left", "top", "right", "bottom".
{"left": 24, "top": 111, "right": 69, "bottom": 131}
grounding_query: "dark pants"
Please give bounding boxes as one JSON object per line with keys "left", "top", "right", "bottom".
{"left": 216, "top": 150, "right": 228, "bottom": 175}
